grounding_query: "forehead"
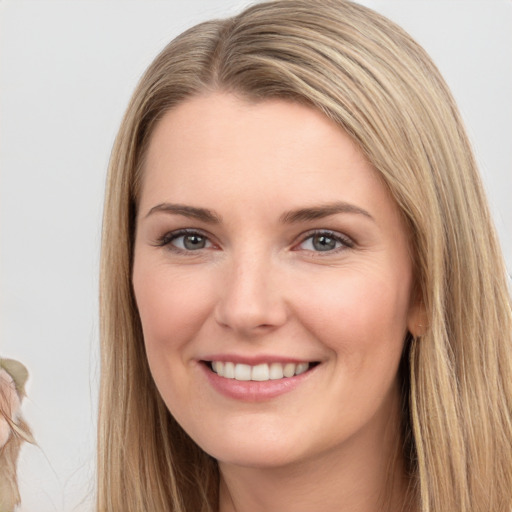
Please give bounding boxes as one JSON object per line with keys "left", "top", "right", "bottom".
{"left": 139, "top": 93, "right": 399, "bottom": 227}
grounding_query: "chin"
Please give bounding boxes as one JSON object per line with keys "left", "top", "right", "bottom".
{"left": 197, "top": 426, "right": 323, "bottom": 471}
{"left": 214, "top": 446, "right": 301, "bottom": 470}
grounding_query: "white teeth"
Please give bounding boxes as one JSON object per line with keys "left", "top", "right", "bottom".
{"left": 224, "top": 361, "right": 235, "bottom": 379}
{"left": 269, "top": 362, "right": 284, "bottom": 380}
{"left": 251, "top": 363, "right": 270, "bottom": 381}
{"left": 283, "top": 363, "right": 296, "bottom": 378}
{"left": 210, "top": 361, "right": 312, "bottom": 381}
{"left": 234, "top": 363, "right": 251, "bottom": 381}
{"left": 295, "top": 362, "right": 309, "bottom": 375}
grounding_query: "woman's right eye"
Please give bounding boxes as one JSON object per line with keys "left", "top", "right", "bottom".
{"left": 157, "top": 230, "right": 213, "bottom": 252}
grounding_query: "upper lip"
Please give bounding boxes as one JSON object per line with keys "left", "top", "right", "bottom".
{"left": 200, "top": 354, "right": 318, "bottom": 365}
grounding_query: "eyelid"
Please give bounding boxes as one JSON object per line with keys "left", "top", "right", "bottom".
{"left": 293, "top": 229, "right": 355, "bottom": 253}
{"left": 152, "top": 228, "right": 218, "bottom": 252}
{"left": 151, "top": 227, "right": 354, "bottom": 254}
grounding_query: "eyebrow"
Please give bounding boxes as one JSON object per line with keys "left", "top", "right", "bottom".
{"left": 280, "top": 201, "right": 374, "bottom": 223}
{"left": 144, "top": 203, "right": 222, "bottom": 223}
{"left": 144, "top": 200, "right": 373, "bottom": 224}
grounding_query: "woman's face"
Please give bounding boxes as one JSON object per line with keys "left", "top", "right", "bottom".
{"left": 133, "top": 93, "right": 421, "bottom": 469}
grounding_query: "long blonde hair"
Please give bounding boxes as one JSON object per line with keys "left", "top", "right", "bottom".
{"left": 98, "top": 1, "right": 512, "bottom": 511}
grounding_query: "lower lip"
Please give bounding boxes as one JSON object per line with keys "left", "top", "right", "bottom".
{"left": 200, "top": 363, "right": 316, "bottom": 402}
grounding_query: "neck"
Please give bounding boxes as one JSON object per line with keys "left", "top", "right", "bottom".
{"left": 218, "top": 397, "right": 414, "bottom": 512}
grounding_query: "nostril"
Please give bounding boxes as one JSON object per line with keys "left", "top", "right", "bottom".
{"left": 213, "top": 279, "right": 288, "bottom": 334}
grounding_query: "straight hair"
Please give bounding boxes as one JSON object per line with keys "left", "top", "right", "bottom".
{"left": 98, "top": 1, "right": 512, "bottom": 510}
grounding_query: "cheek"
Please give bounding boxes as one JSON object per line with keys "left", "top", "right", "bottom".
{"left": 132, "top": 262, "right": 214, "bottom": 354}
{"left": 132, "top": 262, "right": 216, "bottom": 416}
{"left": 292, "top": 267, "right": 411, "bottom": 361}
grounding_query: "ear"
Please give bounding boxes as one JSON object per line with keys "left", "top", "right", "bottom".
{"left": 407, "top": 290, "right": 428, "bottom": 338}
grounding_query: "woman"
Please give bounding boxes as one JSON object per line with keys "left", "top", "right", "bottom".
{"left": 98, "top": 1, "right": 512, "bottom": 511}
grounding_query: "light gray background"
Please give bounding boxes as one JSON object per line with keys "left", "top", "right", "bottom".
{"left": 1, "top": 1, "right": 511, "bottom": 511}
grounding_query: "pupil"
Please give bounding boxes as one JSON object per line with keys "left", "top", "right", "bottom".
{"left": 184, "top": 234, "right": 205, "bottom": 250}
{"left": 313, "top": 234, "right": 336, "bottom": 251}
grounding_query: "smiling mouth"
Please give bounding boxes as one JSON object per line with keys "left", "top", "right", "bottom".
{"left": 206, "top": 361, "right": 319, "bottom": 382}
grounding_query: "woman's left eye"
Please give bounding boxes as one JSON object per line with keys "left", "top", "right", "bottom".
{"left": 297, "top": 231, "right": 353, "bottom": 252}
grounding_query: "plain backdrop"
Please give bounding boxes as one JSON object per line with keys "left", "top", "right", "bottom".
{"left": 1, "top": 1, "right": 511, "bottom": 511}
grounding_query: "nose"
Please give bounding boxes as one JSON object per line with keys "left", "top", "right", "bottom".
{"left": 214, "top": 251, "right": 288, "bottom": 337}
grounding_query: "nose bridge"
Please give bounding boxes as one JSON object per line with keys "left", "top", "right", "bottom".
{"left": 215, "top": 245, "right": 286, "bottom": 334}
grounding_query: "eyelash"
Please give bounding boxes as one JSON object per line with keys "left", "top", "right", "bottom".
{"left": 153, "top": 229, "right": 213, "bottom": 253}
{"left": 153, "top": 229, "right": 354, "bottom": 255}
{"left": 295, "top": 230, "right": 354, "bottom": 254}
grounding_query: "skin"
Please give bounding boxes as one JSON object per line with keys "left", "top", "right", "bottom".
{"left": 132, "top": 93, "right": 422, "bottom": 512}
